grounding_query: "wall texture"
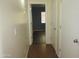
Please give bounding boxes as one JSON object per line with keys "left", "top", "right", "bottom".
{"left": 61, "top": 0, "right": 79, "bottom": 57}
{"left": 0, "top": 0, "right": 29, "bottom": 57}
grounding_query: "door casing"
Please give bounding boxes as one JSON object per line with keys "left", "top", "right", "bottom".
{"left": 28, "top": 1, "right": 47, "bottom": 45}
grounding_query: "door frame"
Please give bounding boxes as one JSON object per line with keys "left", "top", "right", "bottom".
{"left": 58, "top": 2, "right": 62, "bottom": 58}
{"left": 28, "top": 1, "right": 47, "bottom": 45}
{"left": 27, "top": 0, "right": 62, "bottom": 57}
{"left": 27, "top": 1, "right": 62, "bottom": 57}
{"left": 56, "top": 0, "right": 62, "bottom": 57}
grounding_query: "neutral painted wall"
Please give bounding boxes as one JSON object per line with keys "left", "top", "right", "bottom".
{"left": 0, "top": 0, "right": 29, "bottom": 57}
{"left": 61, "top": 0, "right": 79, "bottom": 57}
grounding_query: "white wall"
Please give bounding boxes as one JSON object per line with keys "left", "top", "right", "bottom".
{"left": 0, "top": 0, "right": 29, "bottom": 57}
{"left": 61, "top": 0, "right": 79, "bottom": 57}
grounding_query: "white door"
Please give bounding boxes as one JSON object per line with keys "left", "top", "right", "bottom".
{"left": 61, "top": 0, "right": 79, "bottom": 58}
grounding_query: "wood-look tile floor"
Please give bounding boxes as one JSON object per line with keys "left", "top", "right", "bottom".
{"left": 27, "top": 44, "right": 58, "bottom": 58}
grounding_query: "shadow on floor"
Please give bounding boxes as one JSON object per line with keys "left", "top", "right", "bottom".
{"left": 27, "top": 44, "right": 58, "bottom": 58}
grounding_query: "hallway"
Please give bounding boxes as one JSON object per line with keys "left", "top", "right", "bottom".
{"left": 33, "top": 31, "right": 45, "bottom": 44}
{"left": 27, "top": 44, "right": 58, "bottom": 58}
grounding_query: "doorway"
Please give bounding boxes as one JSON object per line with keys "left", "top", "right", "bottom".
{"left": 31, "top": 4, "right": 46, "bottom": 44}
